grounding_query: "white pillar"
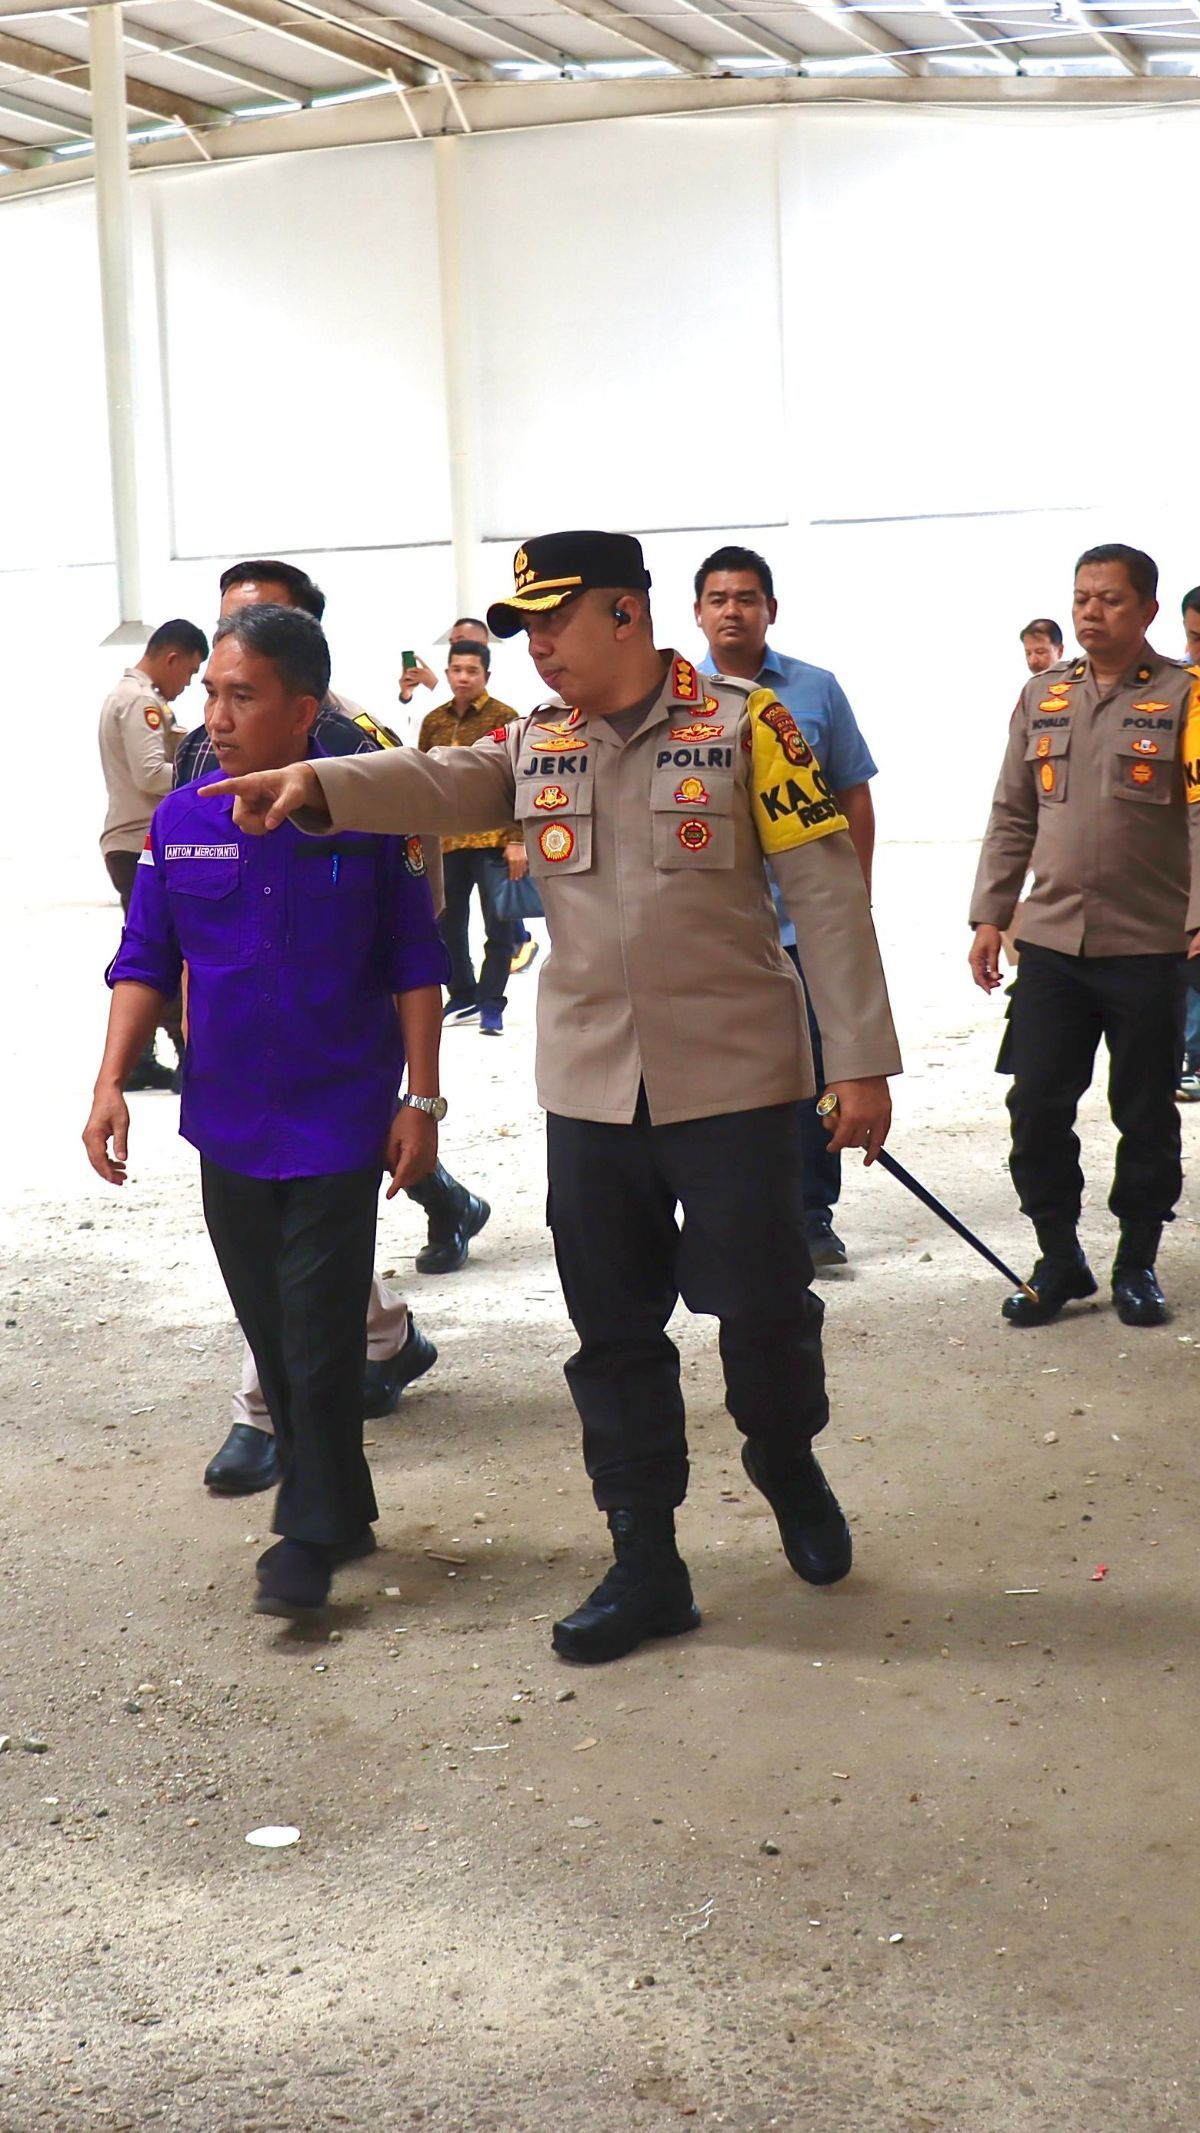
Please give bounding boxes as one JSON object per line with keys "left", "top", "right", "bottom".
{"left": 433, "top": 134, "right": 480, "bottom": 622}
{"left": 89, "top": 2, "right": 148, "bottom": 643}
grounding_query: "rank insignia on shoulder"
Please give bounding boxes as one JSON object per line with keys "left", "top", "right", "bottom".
{"left": 757, "top": 701, "right": 813, "bottom": 770}
{"left": 678, "top": 818, "right": 711, "bottom": 851}
{"left": 675, "top": 776, "right": 709, "bottom": 805}
{"left": 534, "top": 784, "right": 569, "bottom": 811}
{"left": 1072, "top": 660, "right": 1087, "bottom": 679}
{"left": 144, "top": 706, "right": 162, "bottom": 729}
{"left": 1137, "top": 666, "right": 1152, "bottom": 684}
{"left": 671, "top": 657, "right": 700, "bottom": 701}
{"left": 404, "top": 835, "right": 426, "bottom": 876}
{"left": 670, "top": 721, "right": 723, "bottom": 743}
{"left": 539, "top": 822, "right": 575, "bottom": 863}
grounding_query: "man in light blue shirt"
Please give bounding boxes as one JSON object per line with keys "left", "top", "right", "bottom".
{"left": 696, "top": 544, "right": 878, "bottom": 1267}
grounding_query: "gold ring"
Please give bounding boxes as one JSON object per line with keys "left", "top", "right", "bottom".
{"left": 815, "top": 1091, "right": 840, "bottom": 1118}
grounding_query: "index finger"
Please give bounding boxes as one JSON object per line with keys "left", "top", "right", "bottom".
{"left": 198, "top": 778, "right": 236, "bottom": 797}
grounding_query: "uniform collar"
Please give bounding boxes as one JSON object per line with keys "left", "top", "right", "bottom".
{"left": 126, "top": 666, "right": 165, "bottom": 701}
{"left": 576, "top": 653, "right": 719, "bottom": 746}
{"left": 699, "top": 641, "right": 777, "bottom": 686}
{"left": 1077, "top": 643, "right": 1159, "bottom": 691}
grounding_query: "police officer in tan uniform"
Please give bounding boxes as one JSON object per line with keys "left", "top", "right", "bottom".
{"left": 203, "top": 532, "right": 902, "bottom": 1665}
{"left": 98, "top": 618, "right": 209, "bottom": 1089}
{"left": 970, "top": 543, "right": 1200, "bottom": 1328}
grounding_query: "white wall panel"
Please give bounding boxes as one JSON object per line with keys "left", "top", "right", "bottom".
{"left": 0, "top": 192, "right": 114, "bottom": 571}
{"left": 155, "top": 146, "right": 451, "bottom": 559}
{"left": 460, "top": 116, "right": 787, "bottom": 541}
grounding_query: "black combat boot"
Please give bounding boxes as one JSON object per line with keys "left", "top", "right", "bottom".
{"left": 551, "top": 1508, "right": 700, "bottom": 1665}
{"left": 741, "top": 1439, "right": 853, "bottom": 1584}
{"left": 1002, "top": 1222, "right": 1097, "bottom": 1326}
{"left": 406, "top": 1164, "right": 491, "bottom": 1275}
{"left": 1112, "top": 1220, "right": 1167, "bottom": 1327}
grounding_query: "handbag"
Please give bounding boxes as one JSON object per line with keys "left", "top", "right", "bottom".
{"left": 493, "top": 872, "right": 545, "bottom": 924}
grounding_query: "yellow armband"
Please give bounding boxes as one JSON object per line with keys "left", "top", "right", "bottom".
{"left": 1184, "top": 666, "right": 1200, "bottom": 804}
{"left": 746, "top": 690, "right": 849, "bottom": 855}
{"left": 353, "top": 712, "right": 401, "bottom": 750}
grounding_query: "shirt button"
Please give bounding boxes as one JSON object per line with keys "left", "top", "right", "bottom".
{"left": 263, "top": 885, "right": 272, "bottom": 896}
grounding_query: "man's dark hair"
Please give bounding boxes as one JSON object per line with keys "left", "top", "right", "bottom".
{"left": 1182, "top": 585, "right": 1200, "bottom": 618}
{"left": 448, "top": 637, "right": 490, "bottom": 675}
{"left": 451, "top": 616, "right": 489, "bottom": 639}
{"left": 693, "top": 545, "right": 774, "bottom": 603}
{"left": 219, "top": 558, "right": 326, "bottom": 621}
{"left": 1075, "top": 544, "right": 1158, "bottom": 603}
{"left": 1019, "top": 617, "right": 1063, "bottom": 648}
{"left": 146, "top": 618, "right": 209, "bottom": 660}
{"left": 214, "top": 604, "right": 331, "bottom": 702}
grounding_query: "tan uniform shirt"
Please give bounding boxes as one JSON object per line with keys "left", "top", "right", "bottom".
{"left": 303, "top": 654, "right": 901, "bottom": 1126}
{"left": 98, "top": 668, "right": 181, "bottom": 856}
{"left": 970, "top": 649, "right": 1200, "bottom": 955}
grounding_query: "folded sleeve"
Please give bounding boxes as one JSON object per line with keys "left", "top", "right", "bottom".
{"left": 106, "top": 833, "right": 183, "bottom": 996}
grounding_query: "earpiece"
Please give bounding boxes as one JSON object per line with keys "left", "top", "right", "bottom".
{"left": 613, "top": 607, "right": 631, "bottom": 627}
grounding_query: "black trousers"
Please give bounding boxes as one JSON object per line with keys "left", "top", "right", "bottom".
{"left": 440, "top": 847, "right": 513, "bottom": 1011}
{"left": 1005, "top": 942, "right": 1184, "bottom": 1230}
{"left": 546, "top": 1096, "right": 828, "bottom": 1511}
{"left": 200, "top": 1159, "right": 380, "bottom": 1546}
{"left": 784, "top": 944, "right": 842, "bottom": 1224}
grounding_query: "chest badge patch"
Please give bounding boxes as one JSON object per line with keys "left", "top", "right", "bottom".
{"left": 678, "top": 818, "right": 711, "bottom": 852}
{"left": 1038, "top": 696, "right": 1071, "bottom": 714}
{"left": 534, "top": 784, "right": 569, "bottom": 811}
{"left": 144, "top": 706, "right": 162, "bottom": 730}
{"left": 675, "top": 776, "right": 709, "bottom": 805}
{"left": 1131, "top": 737, "right": 1159, "bottom": 756}
{"left": 1131, "top": 702, "right": 1170, "bottom": 716}
{"left": 539, "top": 822, "right": 575, "bottom": 863}
{"left": 404, "top": 835, "right": 426, "bottom": 877}
{"left": 532, "top": 715, "right": 586, "bottom": 748}
{"left": 1040, "top": 762, "right": 1056, "bottom": 794}
{"left": 703, "top": 694, "right": 721, "bottom": 714}
{"left": 1035, "top": 734, "right": 1052, "bottom": 758}
{"left": 1130, "top": 762, "right": 1155, "bottom": 786}
{"left": 670, "top": 721, "right": 723, "bottom": 743}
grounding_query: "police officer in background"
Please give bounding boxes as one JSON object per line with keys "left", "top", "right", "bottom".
{"left": 970, "top": 543, "right": 1200, "bottom": 1328}
{"left": 203, "top": 532, "right": 901, "bottom": 1666}
{"left": 98, "top": 618, "right": 208, "bottom": 1089}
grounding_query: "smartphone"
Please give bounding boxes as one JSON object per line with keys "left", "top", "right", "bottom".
{"left": 401, "top": 649, "right": 418, "bottom": 671}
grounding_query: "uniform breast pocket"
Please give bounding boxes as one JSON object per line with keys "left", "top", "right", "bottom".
{"left": 1025, "top": 727, "right": 1069, "bottom": 804}
{"left": 650, "top": 760, "right": 735, "bottom": 869}
{"left": 165, "top": 861, "right": 244, "bottom": 960}
{"left": 1112, "top": 738, "right": 1174, "bottom": 805}
{"left": 516, "top": 768, "right": 593, "bottom": 875}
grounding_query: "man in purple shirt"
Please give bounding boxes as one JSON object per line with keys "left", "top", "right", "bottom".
{"left": 83, "top": 606, "right": 450, "bottom": 1619}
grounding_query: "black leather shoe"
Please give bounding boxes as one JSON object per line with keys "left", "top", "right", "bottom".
{"left": 253, "top": 1538, "right": 331, "bottom": 1618}
{"left": 1001, "top": 1255, "right": 1097, "bottom": 1326}
{"left": 740, "top": 1439, "right": 853, "bottom": 1585}
{"left": 552, "top": 1508, "right": 700, "bottom": 1665}
{"left": 255, "top": 1529, "right": 375, "bottom": 1576}
{"left": 362, "top": 1321, "right": 437, "bottom": 1419}
{"left": 204, "top": 1422, "right": 282, "bottom": 1495}
{"left": 1112, "top": 1266, "right": 1167, "bottom": 1327}
{"left": 807, "top": 1219, "right": 848, "bottom": 1268}
{"left": 408, "top": 1163, "right": 491, "bottom": 1275}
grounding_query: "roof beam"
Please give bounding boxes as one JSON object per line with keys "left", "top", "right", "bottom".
{"left": 803, "top": 0, "right": 928, "bottom": 74}
{"left": 546, "top": 0, "right": 715, "bottom": 72}
{"left": 203, "top": 0, "right": 425, "bottom": 85}
{"left": 119, "top": 16, "right": 311, "bottom": 103}
{"left": 921, "top": 2, "right": 1019, "bottom": 68}
{"left": 385, "top": 0, "right": 568, "bottom": 69}
{"left": 670, "top": 0, "right": 811, "bottom": 66}
{"left": 0, "top": 81, "right": 90, "bottom": 129}
{"left": 288, "top": 0, "right": 492, "bottom": 77}
{"left": 0, "top": 27, "right": 229, "bottom": 124}
{"left": 0, "top": 125, "right": 35, "bottom": 162}
{"left": 1055, "top": 0, "right": 1146, "bottom": 74}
